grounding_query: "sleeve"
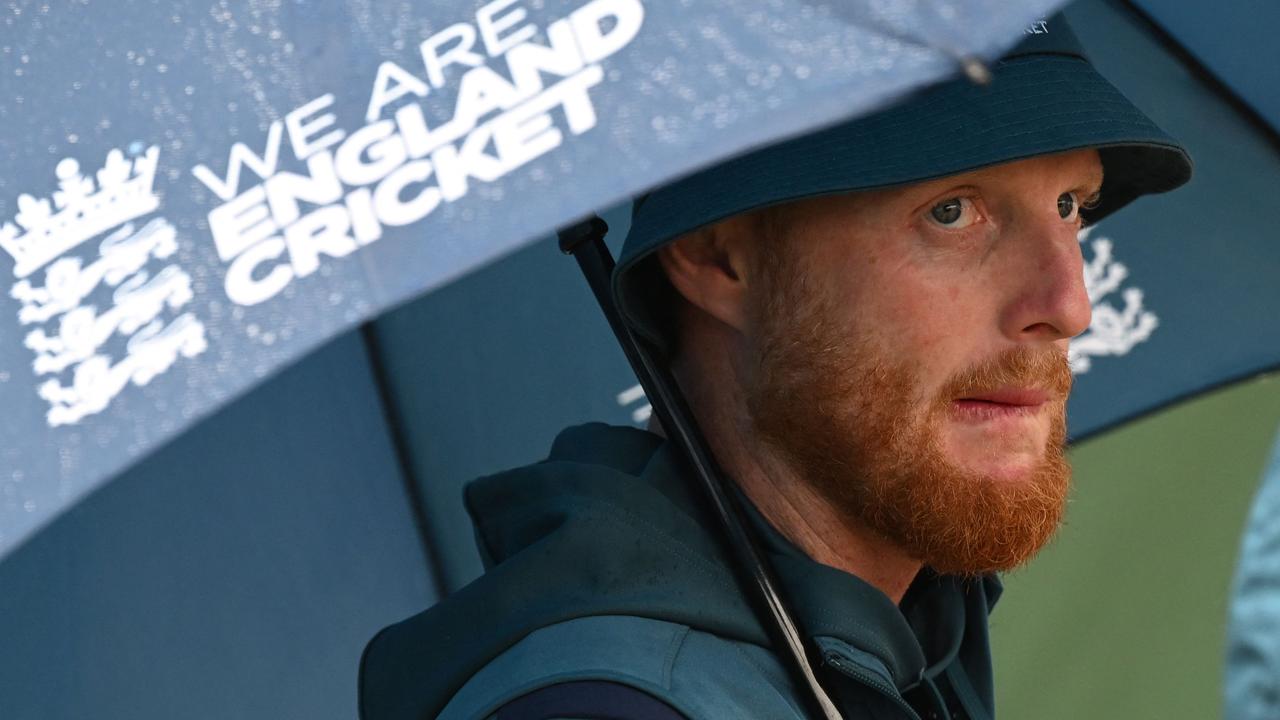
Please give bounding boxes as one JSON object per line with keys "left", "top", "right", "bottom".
{"left": 493, "top": 680, "right": 689, "bottom": 720}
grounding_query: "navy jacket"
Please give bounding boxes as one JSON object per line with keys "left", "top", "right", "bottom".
{"left": 360, "top": 423, "right": 1002, "bottom": 719}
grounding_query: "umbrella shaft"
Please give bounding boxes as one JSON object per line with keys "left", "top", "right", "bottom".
{"left": 559, "top": 217, "right": 844, "bottom": 720}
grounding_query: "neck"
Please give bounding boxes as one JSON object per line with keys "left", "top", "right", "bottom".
{"left": 665, "top": 317, "right": 922, "bottom": 605}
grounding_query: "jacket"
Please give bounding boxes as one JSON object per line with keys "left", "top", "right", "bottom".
{"left": 359, "top": 423, "right": 1002, "bottom": 719}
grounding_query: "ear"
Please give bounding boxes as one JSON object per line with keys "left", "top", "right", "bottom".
{"left": 656, "top": 215, "right": 756, "bottom": 332}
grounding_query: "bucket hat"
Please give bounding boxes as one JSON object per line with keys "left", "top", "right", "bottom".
{"left": 614, "top": 13, "right": 1193, "bottom": 350}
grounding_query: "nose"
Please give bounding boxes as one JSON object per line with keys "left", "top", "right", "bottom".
{"left": 1000, "top": 219, "right": 1092, "bottom": 342}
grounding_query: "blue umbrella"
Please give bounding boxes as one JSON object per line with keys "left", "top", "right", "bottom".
{"left": 0, "top": 0, "right": 1067, "bottom": 563}
{"left": 1059, "top": 0, "right": 1280, "bottom": 440}
{"left": 0, "top": 3, "right": 1067, "bottom": 717}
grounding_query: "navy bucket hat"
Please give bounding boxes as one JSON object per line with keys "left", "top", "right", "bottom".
{"left": 614, "top": 13, "right": 1192, "bottom": 350}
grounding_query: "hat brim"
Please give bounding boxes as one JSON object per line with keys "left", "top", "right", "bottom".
{"left": 615, "top": 53, "right": 1192, "bottom": 349}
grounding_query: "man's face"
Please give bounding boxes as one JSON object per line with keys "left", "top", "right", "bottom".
{"left": 743, "top": 149, "right": 1101, "bottom": 575}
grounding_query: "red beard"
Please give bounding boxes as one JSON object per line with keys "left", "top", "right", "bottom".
{"left": 746, "top": 258, "right": 1073, "bottom": 576}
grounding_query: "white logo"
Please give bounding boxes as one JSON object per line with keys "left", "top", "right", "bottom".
{"left": 617, "top": 383, "right": 652, "bottom": 425}
{"left": 4, "top": 147, "right": 208, "bottom": 427}
{"left": 1069, "top": 226, "right": 1158, "bottom": 374}
{"left": 194, "top": 0, "right": 645, "bottom": 308}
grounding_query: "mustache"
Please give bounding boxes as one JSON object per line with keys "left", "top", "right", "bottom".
{"left": 937, "top": 346, "right": 1073, "bottom": 404}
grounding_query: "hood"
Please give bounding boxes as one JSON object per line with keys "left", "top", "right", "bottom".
{"left": 359, "top": 423, "right": 999, "bottom": 719}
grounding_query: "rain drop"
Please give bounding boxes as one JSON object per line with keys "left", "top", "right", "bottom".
{"left": 66, "top": 133, "right": 78, "bottom": 144}
{"left": 23, "top": 500, "right": 36, "bottom": 512}
{"left": 184, "top": 85, "right": 195, "bottom": 95}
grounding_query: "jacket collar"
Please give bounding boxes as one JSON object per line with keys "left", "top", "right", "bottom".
{"left": 629, "top": 426, "right": 1000, "bottom": 691}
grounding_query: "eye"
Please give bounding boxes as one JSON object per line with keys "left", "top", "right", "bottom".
{"left": 1057, "top": 192, "right": 1078, "bottom": 221}
{"left": 927, "top": 197, "right": 980, "bottom": 229}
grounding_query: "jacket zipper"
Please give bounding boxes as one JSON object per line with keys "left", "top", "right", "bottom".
{"left": 823, "top": 652, "right": 925, "bottom": 720}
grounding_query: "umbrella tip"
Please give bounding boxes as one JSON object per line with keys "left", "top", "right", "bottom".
{"left": 960, "top": 56, "right": 993, "bottom": 85}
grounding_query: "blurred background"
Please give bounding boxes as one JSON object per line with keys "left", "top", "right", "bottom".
{"left": 3, "top": 0, "right": 1278, "bottom": 717}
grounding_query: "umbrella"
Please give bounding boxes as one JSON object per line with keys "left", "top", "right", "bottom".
{"left": 1056, "top": 0, "right": 1280, "bottom": 441}
{"left": 0, "top": 0, "right": 1067, "bottom": 562}
{"left": 0, "top": 0, "right": 1069, "bottom": 716}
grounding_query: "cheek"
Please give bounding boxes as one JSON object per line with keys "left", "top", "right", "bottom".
{"left": 854, "top": 264, "right": 976, "bottom": 346}
{"left": 844, "top": 262, "right": 991, "bottom": 393}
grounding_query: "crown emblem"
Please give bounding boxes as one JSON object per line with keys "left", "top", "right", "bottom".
{"left": 1, "top": 145, "right": 161, "bottom": 279}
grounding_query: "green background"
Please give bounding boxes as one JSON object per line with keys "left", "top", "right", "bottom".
{"left": 994, "top": 373, "right": 1280, "bottom": 718}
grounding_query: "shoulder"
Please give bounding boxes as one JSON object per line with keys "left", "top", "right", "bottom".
{"left": 438, "top": 615, "right": 808, "bottom": 720}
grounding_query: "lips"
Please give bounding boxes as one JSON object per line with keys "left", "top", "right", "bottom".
{"left": 951, "top": 387, "right": 1052, "bottom": 421}
{"left": 959, "top": 388, "right": 1051, "bottom": 407}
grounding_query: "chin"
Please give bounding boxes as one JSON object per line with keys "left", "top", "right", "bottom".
{"left": 941, "top": 430, "right": 1051, "bottom": 482}
{"left": 957, "top": 453, "right": 1045, "bottom": 483}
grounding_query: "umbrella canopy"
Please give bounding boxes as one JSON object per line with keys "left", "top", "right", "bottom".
{"left": 2, "top": 0, "right": 1274, "bottom": 717}
{"left": 0, "top": 0, "right": 1067, "bottom": 562}
{"left": 1059, "top": 1, "right": 1280, "bottom": 439}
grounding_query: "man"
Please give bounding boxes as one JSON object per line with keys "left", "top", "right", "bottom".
{"left": 360, "top": 14, "right": 1190, "bottom": 720}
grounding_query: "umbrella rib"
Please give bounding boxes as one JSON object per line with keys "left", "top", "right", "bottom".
{"left": 358, "top": 323, "right": 451, "bottom": 599}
